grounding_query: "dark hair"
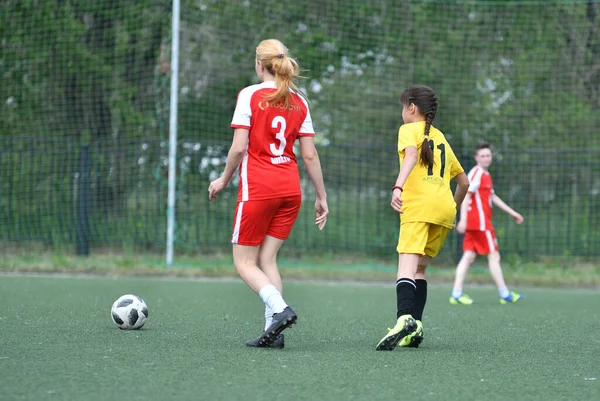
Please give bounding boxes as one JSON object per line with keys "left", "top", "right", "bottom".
{"left": 400, "top": 85, "right": 438, "bottom": 167}
{"left": 474, "top": 141, "right": 491, "bottom": 154}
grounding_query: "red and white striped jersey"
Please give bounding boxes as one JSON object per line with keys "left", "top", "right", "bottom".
{"left": 230, "top": 81, "right": 314, "bottom": 202}
{"left": 466, "top": 166, "right": 495, "bottom": 231}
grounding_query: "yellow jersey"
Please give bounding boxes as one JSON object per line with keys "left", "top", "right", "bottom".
{"left": 397, "top": 121, "right": 464, "bottom": 228}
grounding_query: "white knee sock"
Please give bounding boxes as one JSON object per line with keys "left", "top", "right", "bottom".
{"left": 452, "top": 287, "right": 463, "bottom": 298}
{"left": 258, "top": 284, "right": 287, "bottom": 314}
{"left": 264, "top": 305, "right": 274, "bottom": 331}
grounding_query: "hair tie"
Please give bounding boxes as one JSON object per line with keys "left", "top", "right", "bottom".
{"left": 424, "top": 135, "right": 429, "bottom": 140}
{"left": 277, "top": 53, "right": 284, "bottom": 59}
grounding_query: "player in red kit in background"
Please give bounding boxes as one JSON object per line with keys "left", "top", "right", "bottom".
{"left": 450, "top": 142, "right": 525, "bottom": 305}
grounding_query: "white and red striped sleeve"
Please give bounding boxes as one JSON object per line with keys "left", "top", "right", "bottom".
{"left": 468, "top": 167, "right": 483, "bottom": 193}
{"left": 297, "top": 96, "right": 315, "bottom": 137}
{"left": 230, "top": 87, "right": 253, "bottom": 130}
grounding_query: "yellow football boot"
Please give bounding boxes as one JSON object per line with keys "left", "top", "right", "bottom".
{"left": 376, "top": 315, "right": 417, "bottom": 351}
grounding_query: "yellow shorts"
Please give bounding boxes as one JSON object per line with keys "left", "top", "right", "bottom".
{"left": 397, "top": 221, "right": 451, "bottom": 257}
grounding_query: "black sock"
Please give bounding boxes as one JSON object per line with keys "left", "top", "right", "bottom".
{"left": 413, "top": 279, "right": 428, "bottom": 321}
{"left": 396, "top": 278, "right": 416, "bottom": 319}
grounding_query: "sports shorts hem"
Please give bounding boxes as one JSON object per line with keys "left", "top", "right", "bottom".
{"left": 231, "top": 196, "right": 302, "bottom": 246}
{"left": 463, "top": 229, "right": 499, "bottom": 255}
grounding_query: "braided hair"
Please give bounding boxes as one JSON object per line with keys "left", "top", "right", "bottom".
{"left": 400, "top": 85, "right": 438, "bottom": 167}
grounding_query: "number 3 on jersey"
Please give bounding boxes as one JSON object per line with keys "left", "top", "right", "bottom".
{"left": 427, "top": 139, "right": 446, "bottom": 177}
{"left": 269, "top": 116, "right": 287, "bottom": 156}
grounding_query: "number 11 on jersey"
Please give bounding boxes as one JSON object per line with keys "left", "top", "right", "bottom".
{"left": 427, "top": 139, "right": 446, "bottom": 177}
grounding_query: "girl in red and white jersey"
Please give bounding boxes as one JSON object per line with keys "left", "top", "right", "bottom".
{"left": 450, "top": 142, "right": 525, "bottom": 305}
{"left": 208, "top": 39, "right": 328, "bottom": 348}
{"left": 465, "top": 165, "right": 495, "bottom": 232}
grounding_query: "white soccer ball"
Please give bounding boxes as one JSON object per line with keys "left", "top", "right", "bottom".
{"left": 110, "top": 294, "right": 148, "bottom": 330}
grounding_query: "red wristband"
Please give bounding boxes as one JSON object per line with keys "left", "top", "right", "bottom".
{"left": 392, "top": 186, "right": 403, "bottom": 192}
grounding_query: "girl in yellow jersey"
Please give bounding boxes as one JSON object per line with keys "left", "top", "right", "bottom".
{"left": 376, "top": 85, "right": 469, "bottom": 351}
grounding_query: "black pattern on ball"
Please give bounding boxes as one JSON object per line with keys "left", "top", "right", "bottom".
{"left": 129, "top": 309, "right": 139, "bottom": 326}
{"left": 141, "top": 307, "right": 148, "bottom": 318}
{"left": 117, "top": 299, "right": 134, "bottom": 308}
{"left": 112, "top": 312, "right": 124, "bottom": 325}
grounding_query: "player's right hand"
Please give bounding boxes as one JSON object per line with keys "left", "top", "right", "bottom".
{"left": 391, "top": 189, "right": 403, "bottom": 213}
{"left": 513, "top": 213, "right": 524, "bottom": 224}
{"left": 208, "top": 177, "right": 226, "bottom": 200}
{"left": 456, "top": 220, "right": 467, "bottom": 234}
{"left": 315, "top": 197, "right": 328, "bottom": 230}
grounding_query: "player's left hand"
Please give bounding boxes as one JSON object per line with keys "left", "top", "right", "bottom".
{"left": 456, "top": 220, "right": 467, "bottom": 233}
{"left": 208, "top": 177, "right": 226, "bottom": 200}
{"left": 513, "top": 212, "right": 524, "bottom": 224}
{"left": 314, "top": 197, "right": 329, "bottom": 230}
{"left": 391, "top": 189, "right": 403, "bottom": 213}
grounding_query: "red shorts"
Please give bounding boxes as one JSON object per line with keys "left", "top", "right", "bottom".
{"left": 231, "top": 195, "right": 302, "bottom": 246}
{"left": 463, "top": 229, "right": 499, "bottom": 255}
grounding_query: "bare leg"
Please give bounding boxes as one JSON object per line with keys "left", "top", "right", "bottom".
{"left": 487, "top": 251, "right": 508, "bottom": 290}
{"left": 415, "top": 255, "right": 431, "bottom": 280}
{"left": 233, "top": 244, "right": 270, "bottom": 293}
{"left": 397, "top": 253, "right": 420, "bottom": 280}
{"left": 258, "top": 235, "right": 285, "bottom": 293}
{"left": 233, "top": 240, "right": 289, "bottom": 325}
{"left": 452, "top": 251, "right": 477, "bottom": 295}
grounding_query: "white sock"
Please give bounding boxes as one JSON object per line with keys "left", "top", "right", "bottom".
{"left": 452, "top": 288, "right": 463, "bottom": 298}
{"left": 258, "top": 284, "right": 287, "bottom": 314}
{"left": 264, "top": 305, "right": 274, "bottom": 331}
{"left": 499, "top": 287, "right": 510, "bottom": 298}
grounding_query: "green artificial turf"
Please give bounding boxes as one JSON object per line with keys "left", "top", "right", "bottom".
{"left": 0, "top": 275, "right": 598, "bottom": 401}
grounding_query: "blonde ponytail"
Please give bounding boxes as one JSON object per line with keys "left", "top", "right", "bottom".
{"left": 256, "top": 39, "right": 303, "bottom": 108}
